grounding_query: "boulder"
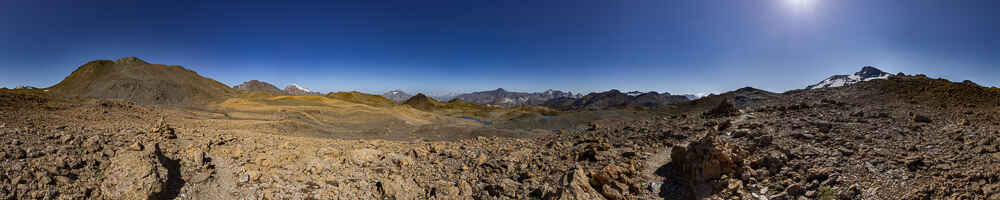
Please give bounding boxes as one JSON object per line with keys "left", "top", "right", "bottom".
{"left": 100, "top": 143, "right": 168, "bottom": 199}
{"left": 378, "top": 175, "right": 425, "bottom": 200}
{"left": 558, "top": 168, "right": 605, "bottom": 200}
{"left": 666, "top": 135, "right": 744, "bottom": 198}
{"left": 150, "top": 118, "right": 176, "bottom": 139}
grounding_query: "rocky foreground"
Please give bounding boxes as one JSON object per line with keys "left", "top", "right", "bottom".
{"left": 1, "top": 75, "right": 999, "bottom": 200}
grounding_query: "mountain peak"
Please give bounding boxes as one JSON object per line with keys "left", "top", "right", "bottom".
{"left": 806, "top": 66, "right": 892, "bottom": 89}
{"left": 114, "top": 57, "right": 148, "bottom": 65}
{"left": 233, "top": 80, "right": 283, "bottom": 95}
{"left": 381, "top": 89, "right": 414, "bottom": 103}
{"left": 282, "top": 84, "right": 322, "bottom": 96}
{"left": 286, "top": 84, "right": 310, "bottom": 92}
{"left": 855, "top": 66, "right": 889, "bottom": 78}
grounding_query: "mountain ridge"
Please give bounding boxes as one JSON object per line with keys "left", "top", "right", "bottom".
{"left": 453, "top": 88, "right": 580, "bottom": 107}
{"left": 806, "top": 66, "right": 892, "bottom": 89}
{"left": 543, "top": 89, "right": 690, "bottom": 110}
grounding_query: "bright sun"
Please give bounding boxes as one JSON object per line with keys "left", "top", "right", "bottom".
{"left": 784, "top": 0, "right": 816, "bottom": 13}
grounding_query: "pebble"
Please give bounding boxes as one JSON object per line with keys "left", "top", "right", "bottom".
{"left": 128, "top": 142, "right": 144, "bottom": 151}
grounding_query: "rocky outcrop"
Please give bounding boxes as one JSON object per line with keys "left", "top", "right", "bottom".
{"left": 101, "top": 142, "right": 169, "bottom": 199}
{"left": 558, "top": 168, "right": 605, "bottom": 200}
{"left": 664, "top": 135, "right": 744, "bottom": 198}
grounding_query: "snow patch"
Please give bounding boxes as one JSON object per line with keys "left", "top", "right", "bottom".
{"left": 289, "top": 84, "right": 310, "bottom": 92}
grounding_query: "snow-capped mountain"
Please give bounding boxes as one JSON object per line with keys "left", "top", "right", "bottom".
{"left": 806, "top": 66, "right": 892, "bottom": 90}
{"left": 283, "top": 84, "right": 322, "bottom": 96}
{"left": 381, "top": 89, "right": 414, "bottom": 103}
{"left": 288, "top": 84, "right": 310, "bottom": 92}
{"left": 14, "top": 85, "right": 39, "bottom": 90}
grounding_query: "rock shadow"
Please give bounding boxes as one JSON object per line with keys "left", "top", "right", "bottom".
{"left": 157, "top": 153, "right": 185, "bottom": 199}
{"left": 655, "top": 162, "right": 696, "bottom": 200}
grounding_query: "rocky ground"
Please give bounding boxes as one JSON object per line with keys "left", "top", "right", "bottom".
{"left": 1, "top": 75, "right": 999, "bottom": 199}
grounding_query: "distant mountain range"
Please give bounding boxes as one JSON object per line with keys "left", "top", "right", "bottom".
{"left": 807, "top": 66, "right": 892, "bottom": 89}
{"left": 543, "top": 89, "right": 690, "bottom": 110}
{"left": 39, "top": 56, "right": 952, "bottom": 115}
{"left": 452, "top": 88, "right": 581, "bottom": 108}
{"left": 232, "top": 80, "right": 322, "bottom": 96}
{"left": 381, "top": 88, "right": 703, "bottom": 109}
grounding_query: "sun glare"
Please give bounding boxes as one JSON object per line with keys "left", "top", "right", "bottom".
{"left": 784, "top": 0, "right": 815, "bottom": 14}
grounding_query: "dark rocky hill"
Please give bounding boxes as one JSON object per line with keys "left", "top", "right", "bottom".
{"left": 48, "top": 57, "right": 236, "bottom": 106}
{"left": 233, "top": 80, "right": 286, "bottom": 95}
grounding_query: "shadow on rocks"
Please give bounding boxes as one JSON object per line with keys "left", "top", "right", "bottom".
{"left": 157, "top": 153, "right": 185, "bottom": 199}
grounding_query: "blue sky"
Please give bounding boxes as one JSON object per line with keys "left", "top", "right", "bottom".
{"left": 1, "top": 0, "right": 997, "bottom": 95}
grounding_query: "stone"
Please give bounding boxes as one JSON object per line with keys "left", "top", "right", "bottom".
{"left": 600, "top": 184, "right": 625, "bottom": 200}
{"left": 591, "top": 164, "right": 634, "bottom": 199}
{"left": 12, "top": 148, "right": 26, "bottom": 159}
{"left": 128, "top": 142, "right": 144, "bottom": 151}
{"left": 905, "top": 156, "right": 926, "bottom": 171}
{"left": 378, "top": 175, "right": 424, "bottom": 200}
{"left": 755, "top": 135, "right": 773, "bottom": 147}
{"left": 151, "top": 118, "right": 177, "bottom": 139}
{"left": 430, "top": 181, "right": 462, "bottom": 199}
{"left": 667, "top": 135, "right": 744, "bottom": 198}
{"left": 913, "top": 115, "right": 932, "bottom": 123}
{"left": 732, "top": 129, "right": 750, "bottom": 138}
{"left": 100, "top": 144, "right": 168, "bottom": 199}
{"left": 589, "top": 122, "right": 601, "bottom": 130}
{"left": 351, "top": 148, "right": 380, "bottom": 164}
{"left": 85, "top": 135, "right": 104, "bottom": 149}
{"left": 60, "top": 134, "right": 75, "bottom": 144}
{"left": 54, "top": 176, "right": 72, "bottom": 184}
{"left": 784, "top": 183, "right": 805, "bottom": 196}
{"left": 813, "top": 122, "right": 834, "bottom": 133}
{"left": 558, "top": 168, "right": 603, "bottom": 200}
{"left": 411, "top": 148, "right": 428, "bottom": 159}
{"left": 457, "top": 180, "right": 474, "bottom": 196}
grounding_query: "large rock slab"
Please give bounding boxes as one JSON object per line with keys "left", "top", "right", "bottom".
{"left": 100, "top": 143, "right": 169, "bottom": 200}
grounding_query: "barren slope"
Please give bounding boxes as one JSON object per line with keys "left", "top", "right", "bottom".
{"left": 48, "top": 57, "right": 236, "bottom": 106}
